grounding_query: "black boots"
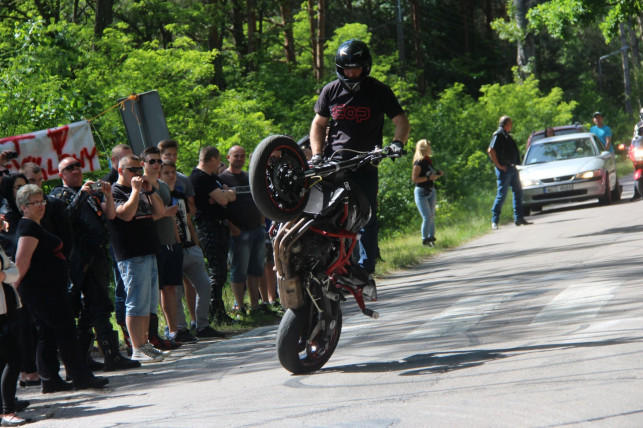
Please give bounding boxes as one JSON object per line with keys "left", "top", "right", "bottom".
{"left": 97, "top": 331, "right": 141, "bottom": 371}
{"left": 77, "top": 328, "right": 104, "bottom": 371}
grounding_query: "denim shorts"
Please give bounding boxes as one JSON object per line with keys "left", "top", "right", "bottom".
{"left": 118, "top": 254, "right": 159, "bottom": 317}
{"left": 229, "top": 226, "right": 266, "bottom": 283}
{"left": 156, "top": 243, "right": 184, "bottom": 287}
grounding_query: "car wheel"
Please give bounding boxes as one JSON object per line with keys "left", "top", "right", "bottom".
{"left": 611, "top": 177, "right": 622, "bottom": 201}
{"left": 533, "top": 205, "right": 543, "bottom": 212}
{"left": 523, "top": 207, "right": 531, "bottom": 216}
{"left": 598, "top": 175, "right": 612, "bottom": 205}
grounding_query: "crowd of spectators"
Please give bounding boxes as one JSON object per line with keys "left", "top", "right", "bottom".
{"left": 0, "top": 140, "right": 280, "bottom": 425}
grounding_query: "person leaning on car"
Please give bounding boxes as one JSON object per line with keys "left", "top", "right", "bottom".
{"left": 487, "top": 116, "right": 532, "bottom": 229}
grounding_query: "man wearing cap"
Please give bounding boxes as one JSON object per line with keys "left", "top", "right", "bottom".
{"left": 590, "top": 112, "right": 613, "bottom": 153}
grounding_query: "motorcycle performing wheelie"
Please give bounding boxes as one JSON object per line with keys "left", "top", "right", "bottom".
{"left": 249, "top": 135, "right": 404, "bottom": 374}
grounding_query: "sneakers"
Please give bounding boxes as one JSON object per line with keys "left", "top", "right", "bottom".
{"left": 149, "top": 334, "right": 181, "bottom": 350}
{"left": 1, "top": 414, "right": 28, "bottom": 427}
{"left": 132, "top": 343, "right": 166, "bottom": 362}
{"left": 491, "top": 222, "right": 498, "bottom": 230}
{"left": 422, "top": 237, "right": 436, "bottom": 246}
{"left": 174, "top": 328, "right": 199, "bottom": 344}
{"left": 195, "top": 326, "right": 225, "bottom": 339}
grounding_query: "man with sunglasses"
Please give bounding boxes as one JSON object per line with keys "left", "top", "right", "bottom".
{"left": 107, "top": 154, "right": 167, "bottom": 362}
{"left": 140, "top": 146, "right": 186, "bottom": 349}
{"left": 50, "top": 157, "right": 141, "bottom": 371}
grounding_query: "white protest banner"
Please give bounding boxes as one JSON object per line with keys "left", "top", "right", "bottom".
{"left": 0, "top": 120, "right": 100, "bottom": 180}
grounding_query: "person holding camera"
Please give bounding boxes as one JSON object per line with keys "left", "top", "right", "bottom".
{"left": 412, "top": 140, "right": 443, "bottom": 246}
{"left": 50, "top": 157, "right": 140, "bottom": 371}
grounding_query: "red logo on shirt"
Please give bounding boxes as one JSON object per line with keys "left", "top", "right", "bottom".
{"left": 331, "top": 104, "right": 371, "bottom": 123}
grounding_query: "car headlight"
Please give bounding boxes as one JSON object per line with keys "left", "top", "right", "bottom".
{"left": 574, "top": 169, "right": 602, "bottom": 180}
{"left": 521, "top": 177, "right": 539, "bottom": 187}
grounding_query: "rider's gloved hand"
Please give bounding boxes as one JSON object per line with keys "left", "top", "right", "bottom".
{"left": 310, "top": 154, "right": 323, "bottom": 166}
{"left": 387, "top": 140, "right": 405, "bottom": 159}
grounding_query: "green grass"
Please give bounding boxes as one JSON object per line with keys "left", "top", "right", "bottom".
{"left": 375, "top": 189, "right": 496, "bottom": 276}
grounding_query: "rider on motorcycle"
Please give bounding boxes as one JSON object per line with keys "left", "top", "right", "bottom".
{"left": 308, "top": 39, "right": 410, "bottom": 285}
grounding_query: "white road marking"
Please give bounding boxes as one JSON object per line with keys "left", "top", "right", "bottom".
{"left": 531, "top": 281, "right": 619, "bottom": 325}
{"left": 404, "top": 292, "right": 515, "bottom": 340}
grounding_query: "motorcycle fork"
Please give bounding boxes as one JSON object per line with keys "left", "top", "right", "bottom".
{"left": 304, "top": 282, "right": 337, "bottom": 348}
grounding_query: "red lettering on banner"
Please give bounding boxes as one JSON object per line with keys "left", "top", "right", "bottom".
{"left": 47, "top": 126, "right": 70, "bottom": 157}
{"left": 0, "top": 134, "right": 36, "bottom": 156}
{"left": 79, "top": 147, "right": 98, "bottom": 171}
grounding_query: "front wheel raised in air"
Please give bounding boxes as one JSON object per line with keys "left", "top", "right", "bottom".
{"left": 277, "top": 300, "right": 342, "bottom": 374}
{"left": 249, "top": 135, "right": 310, "bottom": 223}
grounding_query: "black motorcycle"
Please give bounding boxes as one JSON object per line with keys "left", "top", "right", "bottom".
{"left": 249, "top": 135, "right": 402, "bottom": 374}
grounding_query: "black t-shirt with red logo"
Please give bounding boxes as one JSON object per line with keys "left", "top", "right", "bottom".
{"left": 314, "top": 77, "right": 404, "bottom": 160}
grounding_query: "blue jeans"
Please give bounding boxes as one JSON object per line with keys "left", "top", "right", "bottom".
{"left": 414, "top": 186, "right": 436, "bottom": 240}
{"left": 117, "top": 255, "right": 159, "bottom": 317}
{"left": 349, "top": 168, "right": 379, "bottom": 274}
{"left": 491, "top": 166, "right": 524, "bottom": 223}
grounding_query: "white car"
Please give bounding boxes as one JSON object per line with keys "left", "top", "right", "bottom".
{"left": 519, "top": 133, "right": 621, "bottom": 215}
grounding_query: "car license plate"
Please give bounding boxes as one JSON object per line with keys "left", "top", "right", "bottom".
{"left": 544, "top": 184, "right": 573, "bottom": 194}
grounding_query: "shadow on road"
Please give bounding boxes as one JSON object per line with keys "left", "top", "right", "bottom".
{"left": 322, "top": 337, "right": 642, "bottom": 376}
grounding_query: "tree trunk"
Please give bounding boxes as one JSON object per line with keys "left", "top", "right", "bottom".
{"left": 246, "top": 0, "right": 257, "bottom": 71}
{"left": 231, "top": 0, "right": 248, "bottom": 61}
{"left": 316, "top": 0, "right": 325, "bottom": 82}
{"left": 620, "top": 23, "right": 632, "bottom": 115}
{"left": 307, "top": 0, "right": 325, "bottom": 82}
{"left": 514, "top": 0, "right": 536, "bottom": 76}
{"left": 409, "top": 0, "right": 426, "bottom": 94}
{"left": 207, "top": 0, "right": 226, "bottom": 91}
{"left": 279, "top": 1, "right": 296, "bottom": 65}
{"left": 627, "top": 19, "right": 640, "bottom": 69}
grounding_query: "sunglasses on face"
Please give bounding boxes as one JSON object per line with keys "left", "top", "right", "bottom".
{"left": 123, "top": 166, "right": 143, "bottom": 173}
{"left": 62, "top": 162, "right": 82, "bottom": 172}
{"left": 145, "top": 159, "right": 162, "bottom": 165}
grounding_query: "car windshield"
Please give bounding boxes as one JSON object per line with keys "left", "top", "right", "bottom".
{"left": 524, "top": 138, "right": 596, "bottom": 165}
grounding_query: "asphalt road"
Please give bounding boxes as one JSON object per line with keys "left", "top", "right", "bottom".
{"left": 18, "top": 177, "right": 643, "bottom": 428}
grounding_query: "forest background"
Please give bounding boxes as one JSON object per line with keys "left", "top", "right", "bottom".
{"left": 1, "top": 0, "right": 642, "bottom": 240}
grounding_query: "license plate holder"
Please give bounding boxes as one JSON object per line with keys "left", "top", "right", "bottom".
{"left": 544, "top": 184, "right": 573, "bottom": 194}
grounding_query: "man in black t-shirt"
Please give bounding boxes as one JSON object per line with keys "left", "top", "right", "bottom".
{"left": 102, "top": 144, "right": 133, "bottom": 343}
{"left": 219, "top": 145, "right": 265, "bottom": 316}
{"left": 107, "top": 154, "right": 166, "bottom": 362}
{"left": 488, "top": 116, "right": 531, "bottom": 229}
{"left": 189, "top": 146, "right": 236, "bottom": 324}
{"left": 310, "top": 39, "right": 409, "bottom": 278}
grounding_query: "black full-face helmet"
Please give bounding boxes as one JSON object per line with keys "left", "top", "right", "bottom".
{"left": 335, "top": 39, "right": 372, "bottom": 91}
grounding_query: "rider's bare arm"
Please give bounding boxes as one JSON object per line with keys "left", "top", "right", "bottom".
{"left": 310, "top": 114, "right": 329, "bottom": 156}
{"left": 392, "top": 113, "right": 410, "bottom": 144}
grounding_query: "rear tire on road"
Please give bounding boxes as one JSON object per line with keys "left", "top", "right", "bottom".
{"left": 598, "top": 176, "right": 612, "bottom": 205}
{"left": 611, "top": 177, "right": 622, "bottom": 201}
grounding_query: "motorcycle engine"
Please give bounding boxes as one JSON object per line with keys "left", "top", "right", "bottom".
{"left": 290, "top": 231, "right": 335, "bottom": 274}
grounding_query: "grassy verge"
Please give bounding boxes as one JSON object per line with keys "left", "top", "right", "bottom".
{"left": 375, "top": 188, "right": 497, "bottom": 276}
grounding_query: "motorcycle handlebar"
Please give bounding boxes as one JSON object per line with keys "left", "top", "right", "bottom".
{"left": 304, "top": 146, "right": 403, "bottom": 178}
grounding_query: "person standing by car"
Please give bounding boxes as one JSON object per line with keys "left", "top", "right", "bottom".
{"left": 309, "top": 39, "right": 410, "bottom": 276}
{"left": 590, "top": 112, "right": 613, "bottom": 153}
{"left": 411, "top": 140, "right": 442, "bottom": 246}
{"left": 488, "top": 116, "right": 531, "bottom": 230}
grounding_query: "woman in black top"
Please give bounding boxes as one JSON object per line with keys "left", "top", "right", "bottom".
{"left": 14, "top": 184, "right": 108, "bottom": 392}
{"left": 411, "top": 140, "right": 443, "bottom": 246}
